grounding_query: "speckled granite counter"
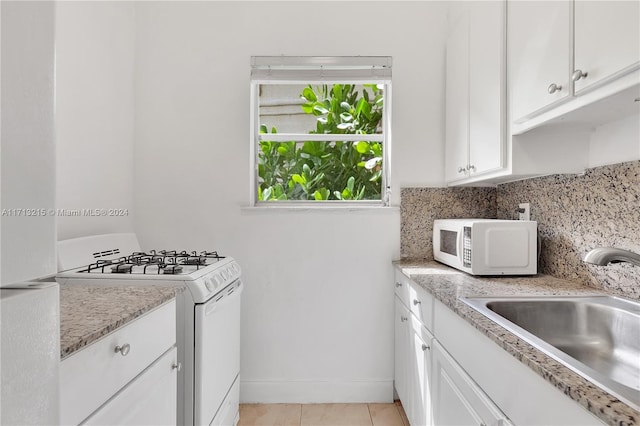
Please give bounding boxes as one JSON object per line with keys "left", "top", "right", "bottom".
{"left": 59, "top": 284, "right": 182, "bottom": 360}
{"left": 394, "top": 260, "right": 639, "bottom": 426}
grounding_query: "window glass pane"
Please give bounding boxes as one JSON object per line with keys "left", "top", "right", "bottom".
{"left": 259, "top": 84, "right": 384, "bottom": 135}
{"left": 257, "top": 140, "right": 383, "bottom": 202}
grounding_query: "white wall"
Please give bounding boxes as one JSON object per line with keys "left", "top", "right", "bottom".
{"left": 133, "top": 1, "right": 447, "bottom": 402}
{"left": 588, "top": 113, "right": 640, "bottom": 168}
{"left": 1, "top": 1, "right": 57, "bottom": 284}
{"left": 55, "top": 2, "right": 135, "bottom": 241}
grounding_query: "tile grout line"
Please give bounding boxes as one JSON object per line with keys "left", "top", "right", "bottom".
{"left": 366, "top": 403, "right": 374, "bottom": 426}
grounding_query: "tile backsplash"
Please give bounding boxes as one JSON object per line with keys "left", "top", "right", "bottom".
{"left": 401, "top": 160, "right": 640, "bottom": 299}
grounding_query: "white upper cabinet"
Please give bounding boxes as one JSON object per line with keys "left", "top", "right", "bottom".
{"left": 468, "top": 1, "right": 506, "bottom": 178}
{"left": 508, "top": 1, "right": 572, "bottom": 122}
{"left": 445, "top": 1, "right": 506, "bottom": 184}
{"left": 573, "top": 0, "right": 640, "bottom": 93}
{"left": 509, "top": 0, "right": 640, "bottom": 133}
{"left": 444, "top": 0, "right": 598, "bottom": 186}
{"left": 445, "top": 11, "right": 470, "bottom": 183}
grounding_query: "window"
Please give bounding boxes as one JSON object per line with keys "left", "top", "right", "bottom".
{"left": 250, "top": 56, "right": 392, "bottom": 206}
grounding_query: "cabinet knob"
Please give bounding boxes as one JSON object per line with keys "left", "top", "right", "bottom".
{"left": 395, "top": 282, "right": 402, "bottom": 288}
{"left": 457, "top": 166, "right": 466, "bottom": 174}
{"left": 571, "top": 69, "right": 588, "bottom": 82}
{"left": 400, "top": 316, "right": 408, "bottom": 322}
{"left": 413, "top": 299, "right": 421, "bottom": 306}
{"left": 172, "top": 362, "right": 182, "bottom": 372}
{"left": 467, "top": 164, "right": 475, "bottom": 172}
{"left": 114, "top": 343, "right": 131, "bottom": 356}
{"left": 547, "top": 83, "right": 562, "bottom": 94}
{"left": 421, "top": 343, "right": 430, "bottom": 351}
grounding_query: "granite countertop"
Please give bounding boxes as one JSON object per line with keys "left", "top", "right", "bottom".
{"left": 59, "top": 283, "right": 182, "bottom": 360}
{"left": 394, "top": 260, "right": 639, "bottom": 426}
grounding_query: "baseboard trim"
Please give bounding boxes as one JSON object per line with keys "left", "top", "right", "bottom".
{"left": 240, "top": 380, "right": 394, "bottom": 404}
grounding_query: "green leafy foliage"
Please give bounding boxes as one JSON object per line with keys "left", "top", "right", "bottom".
{"left": 258, "top": 84, "right": 384, "bottom": 201}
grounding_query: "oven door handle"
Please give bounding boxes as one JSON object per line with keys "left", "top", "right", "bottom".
{"left": 204, "top": 280, "right": 243, "bottom": 316}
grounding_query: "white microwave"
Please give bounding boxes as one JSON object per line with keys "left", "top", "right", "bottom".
{"left": 433, "top": 219, "right": 537, "bottom": 275}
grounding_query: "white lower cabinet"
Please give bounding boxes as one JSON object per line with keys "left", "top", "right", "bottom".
{"left": 60, "top": 301, "right": 177, "bottom": 425}
{"left": 394, "top": 274, "right": 511, "bottom": 426}
{"left": 394, "top": 297, "right": 410, "bottom": 405}
{"left": 394, "top": 271, "right": 437, "bottom": 426}
{"left": 432, "top": 340, "right": 510, "bottom": 426}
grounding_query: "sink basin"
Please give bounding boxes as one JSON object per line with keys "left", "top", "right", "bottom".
{"left": 460, "top": 295, "right": 640, "bottom": 410}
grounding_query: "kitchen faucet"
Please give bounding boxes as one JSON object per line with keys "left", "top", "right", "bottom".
{"left": 583, "top": 247, "right": 640, "bottom": 267}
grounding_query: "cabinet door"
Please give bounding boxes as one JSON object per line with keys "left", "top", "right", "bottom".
{"left": 83, "top": 347, "right": 178, "bottom": 426}
{"left": 408, "top": 319, "right": 433, "bottom": 426}
{"left": 445, "top": 11, "right": 470, "bottom": 182}
{"left": 394, "top": 297, "right": 410, "bottom": 406}
{"left": 432, "top": 341, "right": 510, "bottom": 426}
{"left": 573, "top": 0, "right": 640, "bottom": 93}
{"left": 468, "top": 1, "right": 505, "bottom": 176}
{"left": 508, "top": 1, "right": 572, "bottom": 121}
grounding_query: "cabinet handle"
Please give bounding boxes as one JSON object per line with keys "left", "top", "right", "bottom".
{"left": 457, "top": 166, "right": 466, "bottom": 174}
{"left": 413, "top": 299, "right": 421, "bottom": 306}
{"left": 547, "top": 83, "right": 562, "bottom": 94}
{"left": 114, "top": 343, "right": 131, "bottom": 356}
{"left": 421, "top": 343, "right": 430, "bottom": 351}
{"left": 400, "top": 316, "right": 408, "bottom": 322}
{"left": 172, "top": 362, "right": 182, "bottom": 372}
{"left": 395, "top": 282, "right": 402, "bottom": 288}
{"left": 467, "top": 164, "right": 475, "bottom": 172}
{"left": 571, "top": 69, "right": 588, "bottom": 82}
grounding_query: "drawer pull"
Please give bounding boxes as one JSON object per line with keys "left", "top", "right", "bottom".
{"left": 400, "top": 316, "right": 408, "bottom": 322}
{"left": 421, "top": 343, "right": 430, "bottom": 351}
{"left": 413, "top": 299, "right": 421, "bottom": 306}
{"left": 114, "top": 343, "right": 131, "bottom": 356}
{"left": 172, "top": 362, "right": 182, "bottom": 372}
{"left": 395, "top": 282, "right": 402, "bottom": 288}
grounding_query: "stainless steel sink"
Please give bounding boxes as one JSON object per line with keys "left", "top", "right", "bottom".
{"left": 460, "top": 295, "right": 640, "bottom": 410}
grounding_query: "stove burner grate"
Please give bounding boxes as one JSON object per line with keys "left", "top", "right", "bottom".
{"left": 77, "top": 249, "right": 225, "bottom": 275}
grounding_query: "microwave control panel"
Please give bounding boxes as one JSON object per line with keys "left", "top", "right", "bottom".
{"left": 463, "top": 226, "right": 472, "bottom": 267}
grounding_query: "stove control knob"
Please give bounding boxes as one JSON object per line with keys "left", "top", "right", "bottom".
{"left": 204, "top": 278, "right": 215, "bottom": 291}
{"left": 210, "top": 276, "right": 220, "bottom": 289}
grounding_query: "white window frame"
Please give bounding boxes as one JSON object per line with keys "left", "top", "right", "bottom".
{"left": 250, "top": 56, "right": 392, "bottom": 207}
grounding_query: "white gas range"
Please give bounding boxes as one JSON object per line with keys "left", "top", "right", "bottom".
{"left": 56, "top": 233, "right": 242, "bottom": 426}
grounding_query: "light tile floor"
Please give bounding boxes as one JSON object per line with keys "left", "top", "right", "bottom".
{"left": 239, "top": 401, "right": 409, "bottom": 426}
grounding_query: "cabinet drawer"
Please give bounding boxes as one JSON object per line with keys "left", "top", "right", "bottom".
{"left": 408, "top": 283, "right": 434, "bottom": 332}
{"left": 394, "top": 269, "right": 411, "bottom": 307}
{"left": 82, "top": 347, "right": 178, "bottom": 426}
{"left": 60, "top": 300, "right": 176, "bottom": 425}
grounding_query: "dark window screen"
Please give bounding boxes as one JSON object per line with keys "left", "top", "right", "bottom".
{"left": 440, "top": 230, "right": 457, "bottom": 256}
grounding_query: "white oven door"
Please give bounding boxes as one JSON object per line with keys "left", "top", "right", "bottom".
{"left": 194, "top": 279, "right": 243, "bottom": 426}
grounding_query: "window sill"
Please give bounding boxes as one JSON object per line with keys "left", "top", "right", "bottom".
{"left": 240, "top": 204, "right": 400, "bottom": 213}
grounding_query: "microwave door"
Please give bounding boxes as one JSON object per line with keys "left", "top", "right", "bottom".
{"left": 435, "top": 226, "right": 464, "bottom": 270}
